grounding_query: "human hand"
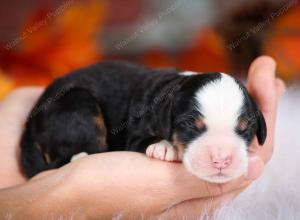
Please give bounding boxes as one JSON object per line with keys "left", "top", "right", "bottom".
{"left": 0, "top": 56, "right": 285, "bottom": 219}
{"left": 57, "top": 56, "right": 285, "bottom": 218}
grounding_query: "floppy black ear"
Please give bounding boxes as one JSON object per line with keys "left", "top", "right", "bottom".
{"left": 255, "top": 109, "right": 267, "bottom": 145}
{"left": 247, "top": 94, "right": 267, "bottom": 145}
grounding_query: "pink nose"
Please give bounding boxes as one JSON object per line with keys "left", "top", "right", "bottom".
{"left": 211, "top": 155, "right": 232, "bottom": 169}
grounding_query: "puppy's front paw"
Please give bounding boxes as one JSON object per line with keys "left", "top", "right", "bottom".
{"left": 146, "top": 140, "right": 180, "bottom": 162}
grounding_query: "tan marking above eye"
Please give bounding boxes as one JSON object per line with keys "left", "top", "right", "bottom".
{"left": 195, "top": 118, "right": 206, "bottom": 129}
{"left": 238, "top": 118, "right": 249, "bottom": 132}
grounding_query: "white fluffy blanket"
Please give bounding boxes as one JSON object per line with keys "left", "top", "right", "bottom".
{"left": 209, "top": 86, "right": 300, "bottom": 220}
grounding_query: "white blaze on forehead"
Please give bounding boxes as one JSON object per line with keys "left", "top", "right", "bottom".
{"left": 195, "top": 73, "right": 244, "bottom": 132}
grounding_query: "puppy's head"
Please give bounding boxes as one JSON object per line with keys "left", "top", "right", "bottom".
{"left": 173, "top": 72, "right": 267, "bottom": 183}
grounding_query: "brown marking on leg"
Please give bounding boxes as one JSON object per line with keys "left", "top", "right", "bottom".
{"left": 94, "top": 113, "right": 107, "bottom": 146}
{"left": 44, "top": 153, "right": 51, "bottom": 164}
{"left": 35, "top": 143, "right": 52, "bottom": 164}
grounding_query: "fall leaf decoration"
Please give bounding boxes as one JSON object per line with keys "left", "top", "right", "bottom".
{"left": 0, "top": 0, "right": 107, "bottom": 93}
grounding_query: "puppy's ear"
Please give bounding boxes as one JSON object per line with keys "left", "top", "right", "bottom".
{"left": 255, "top": 109, "right": 267, "bottom": 145}
{"left": 249, "top": 95, "right": 267, "bottom": 146}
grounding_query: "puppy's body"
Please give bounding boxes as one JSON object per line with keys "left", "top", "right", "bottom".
{"left": 21, "top": 61, "right": 182, "bottom": 176}
{"left": 21, "top": 61, "right": 266, "bottom": 182}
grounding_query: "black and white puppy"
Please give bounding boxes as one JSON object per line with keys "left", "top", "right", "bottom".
{"left": 21, "top": 61, "right": 267, "bottom": 183}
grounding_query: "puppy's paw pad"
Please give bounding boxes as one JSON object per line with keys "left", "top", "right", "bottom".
{"left": 71, "top": 152, "right": 88, "bottom": 162}
{"left": 146, "top": 140, "right": 178, "bottom": 161}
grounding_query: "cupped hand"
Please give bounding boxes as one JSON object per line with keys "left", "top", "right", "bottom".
{"left": 0, "top": 56, "right": 285, "bottom": 219}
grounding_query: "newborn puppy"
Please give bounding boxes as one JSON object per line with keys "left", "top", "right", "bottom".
{"left": 21, "top": 61, "right": 266, "bottom": 183}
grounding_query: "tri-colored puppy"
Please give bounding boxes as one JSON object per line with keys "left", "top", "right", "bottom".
{"left": 21, "top": 61, "right": 267, "bottom": 183}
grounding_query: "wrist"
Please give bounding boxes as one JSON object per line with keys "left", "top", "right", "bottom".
{"left": 22, "top": 171, "right": 75, "bottom": 218}
{"left": 58, "top": 159, "right": 117, "bottom": 218}
{"left": 63, "top": 155, "right": 164, "bottom": 218}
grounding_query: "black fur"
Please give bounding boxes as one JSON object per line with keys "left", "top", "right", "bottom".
{"left": 20, "top": 61, "right": 266, "bottom": 177}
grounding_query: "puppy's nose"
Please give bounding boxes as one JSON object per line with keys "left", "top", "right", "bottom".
{"left": 211, "top": 155, "right": 232, "bottom": 169}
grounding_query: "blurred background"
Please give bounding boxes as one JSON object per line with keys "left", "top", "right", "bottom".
{"left": 0, "top": 0, "right": 300, "bottom": 99}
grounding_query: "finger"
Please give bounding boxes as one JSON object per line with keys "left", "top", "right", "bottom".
{"left": 247, "top": 55, "right": 277, "bottom": 115}
{"left": 247, "top": 56, "right": 279, "bottom": 163}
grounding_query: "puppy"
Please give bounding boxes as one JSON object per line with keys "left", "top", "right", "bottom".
{"left": 21, "top": 61, "right": 267, "bottom": 183}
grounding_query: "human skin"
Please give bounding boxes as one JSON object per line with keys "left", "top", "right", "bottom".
{"left": 0, "top": 56, "right": 285, "bottom": 219}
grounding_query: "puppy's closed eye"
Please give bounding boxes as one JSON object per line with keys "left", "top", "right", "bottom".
{"left": 175, "top": 115, "right": 206, "bottom": 131}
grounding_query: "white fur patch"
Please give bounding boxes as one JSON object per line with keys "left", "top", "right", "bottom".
{"left": 183, "top": 73, "right": 247, "bottom": 183}
{"left": 179, "top": 71, "right": 198, "bottom": 76}
{"left": 195, "top": 73, "right": 244, "bottom": 133}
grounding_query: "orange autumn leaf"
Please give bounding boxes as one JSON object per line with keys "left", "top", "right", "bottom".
{"left": 0, "top": 0, "right": 107, "bottom": 89}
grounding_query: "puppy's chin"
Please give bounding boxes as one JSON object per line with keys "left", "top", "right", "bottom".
{"left": 182, "top": 136, "right": 248, "bottom": 184}
{"left": 183, "top": 162, "right": 248, "bottom": 183}
{"left": 195, "top": 173, "right": 241, "bottom": 184}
